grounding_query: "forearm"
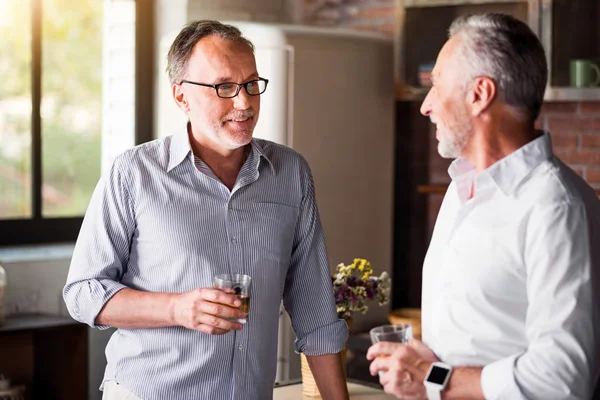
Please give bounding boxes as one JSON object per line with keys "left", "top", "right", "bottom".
{"left": 305, "top": 353, "right": 349, "bottom": 400}
{"left": 95, "top": 288, "right": 178, "bottom": 328}
{"left": 443, "top": 367, "right": 484, "bottom": 400}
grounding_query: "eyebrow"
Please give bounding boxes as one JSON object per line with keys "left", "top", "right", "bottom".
{"left": 216, "top": 73, "right": 259, "bottom": 83}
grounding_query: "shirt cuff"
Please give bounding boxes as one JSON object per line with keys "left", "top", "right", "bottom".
{"left": 66, "top": 279, "right": 128, "bottom": 329}
{"left": 481, "top": 354, "right": 522, "bottom": 400}
{"left": 294, "top": 318, "right": 349, "bottom": 356}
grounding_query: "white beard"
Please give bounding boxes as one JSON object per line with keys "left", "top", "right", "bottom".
{"left": 434, "top": 114, "right": 473, "bottom": 159}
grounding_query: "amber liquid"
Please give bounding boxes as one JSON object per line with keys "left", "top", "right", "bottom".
{"left": 237, "top": 295, "right": 250, "bottom": 314}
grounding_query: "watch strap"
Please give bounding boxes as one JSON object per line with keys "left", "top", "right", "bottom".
{"left": 425, "top": 385, "right": 442, "bottom": 400}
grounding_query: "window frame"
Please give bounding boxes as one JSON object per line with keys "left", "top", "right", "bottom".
{"left": 0, "top": 0, "right": 155, "bottom": 246}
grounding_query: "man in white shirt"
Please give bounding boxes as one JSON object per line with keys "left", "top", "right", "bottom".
{"left": 367, "top": 13, "right": 600, "bottom": 400}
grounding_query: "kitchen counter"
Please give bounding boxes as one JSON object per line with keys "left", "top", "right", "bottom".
{"left": 274, "top": 380, "right": 397, "bottom": 400}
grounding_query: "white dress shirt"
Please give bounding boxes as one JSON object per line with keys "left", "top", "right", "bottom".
{"left": 422, "top": 132, "right": 600, "bottom": 399}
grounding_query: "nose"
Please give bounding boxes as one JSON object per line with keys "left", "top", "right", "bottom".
{"left": 232, "top": 87, "right": 251, "bottom": 110}
{"left": 420, "top": 90, "right": 433, "bottom": 116}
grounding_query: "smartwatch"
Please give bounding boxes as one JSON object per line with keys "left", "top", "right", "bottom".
{"left": 423, "top": 362, "right": 452, "bottom": 400}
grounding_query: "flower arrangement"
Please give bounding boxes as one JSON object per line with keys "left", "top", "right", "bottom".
{"left": 332, "top": 258, "right": 391, "bottom": 320}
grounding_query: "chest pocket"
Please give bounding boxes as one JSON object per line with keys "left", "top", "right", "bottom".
{"left": 239, "top": 202, "right": 300, "bottom": 261}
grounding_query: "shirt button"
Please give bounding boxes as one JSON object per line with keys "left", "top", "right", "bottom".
{"left": 228, "top": 204, "right": 233, "bottom": 210}
{"left": 238, "top": 344, "right": 244, "bottom": 351}
{"left": 231, "top": 237, "right": 237, "bottom": 243}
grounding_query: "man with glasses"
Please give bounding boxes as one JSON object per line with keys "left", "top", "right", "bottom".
{"left": 64, "top": 20, "right": 349, "bottom": 400}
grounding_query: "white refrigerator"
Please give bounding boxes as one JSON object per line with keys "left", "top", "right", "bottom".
{"left": 157, "top": 22, "right": 395, "bottom": 382}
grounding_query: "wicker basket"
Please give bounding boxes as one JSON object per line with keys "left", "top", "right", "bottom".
{"left": 387, "top": 308, "right": 421, "bottom": 340}
{"left": 300, "top": 318, "right": 352, "bottom": 398}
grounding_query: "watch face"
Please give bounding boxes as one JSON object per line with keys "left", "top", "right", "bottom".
{"left": 427, "top": 365, "right": 449, "bottom": 385}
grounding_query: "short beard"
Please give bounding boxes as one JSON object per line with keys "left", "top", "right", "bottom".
{"left": 435, "top": 109, "right": 473, "bottom": 159}
{"left": 437, "top": 124, "right": 472, "bottom": 158}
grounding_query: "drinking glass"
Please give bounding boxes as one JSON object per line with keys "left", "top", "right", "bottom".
{"left": 370, "top": 323, "right": 413, "bottom": 377}
{"left": 214, "top": 274, "right": 252, "bottom": 324}
{"left": 369, "top": 323, "right": 413, "bottom": 344}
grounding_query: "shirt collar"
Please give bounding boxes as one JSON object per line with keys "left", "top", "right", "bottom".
{"left": 448, "top": 130, "right": 554, "bottom": 196}
{"left": 486, "top": 131, "right": 553, "bottom": 195}
{"left": 249, "top": 140, "right": 276, "bottom": 174}
{"left": 167, "top": 124, "right": 192, "bottom": 172}
{"left": 167, "top": 123, "right": 276, "bottom": 174}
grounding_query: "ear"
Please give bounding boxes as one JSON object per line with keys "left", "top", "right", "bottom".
{"left": 172, "top": 83, "right": 190, "bottom": 112}
{"left": 469, "top": 76, "right": 496, "bottom": 117}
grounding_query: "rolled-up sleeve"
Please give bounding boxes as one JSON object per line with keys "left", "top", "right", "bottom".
{"left": 63, "top": 156, "right": 136, "bottom": 329}
{"left": 481, "top": 202, "right": 599, "bottom": 400}
{"left": 283, "top": 159, "right": 348, "bottom": 355}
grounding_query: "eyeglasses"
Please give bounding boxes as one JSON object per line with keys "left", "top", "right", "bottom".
{"left": 179, "top": 77, "right": 269, "bottom": 98}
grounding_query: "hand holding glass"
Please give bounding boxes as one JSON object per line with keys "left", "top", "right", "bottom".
{"left": 214, "top": 274, "right": 252, "bottom": 324}
{"left": 370, "top": 323, "right": 413, "bottom": 377}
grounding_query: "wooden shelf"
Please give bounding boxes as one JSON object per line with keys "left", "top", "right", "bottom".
{"left": 418, "top": 184, "right": 600, "bottom": 198}
{"left": 396, "top": 84, "right": 429, "bottom": 101}
{"left": 0, "top": 314, "right": 78, "bottom": 333}
{"left": 403, "top": 0, "right": 528, "bottom": 8}
{"left": 544, "top": 87, "right": 600, "bottom": 102}
{"left": 417, "top": 184, "right": 448, "bottom": 194}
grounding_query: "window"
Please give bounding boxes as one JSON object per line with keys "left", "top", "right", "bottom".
{"left": 0, "top": 0, "right": 153, "bottom": 245}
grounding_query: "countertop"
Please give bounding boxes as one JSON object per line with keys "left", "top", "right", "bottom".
{"left": 274, "top": 380, "right": 397, "bottom": 400}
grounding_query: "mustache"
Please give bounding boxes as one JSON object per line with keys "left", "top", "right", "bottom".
{"left": 222, "top": 110, "right": 255, "bottom": 122}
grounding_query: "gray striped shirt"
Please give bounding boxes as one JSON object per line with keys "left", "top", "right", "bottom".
{"left": 63, "top": 127, "right": 348, "bottom": 400}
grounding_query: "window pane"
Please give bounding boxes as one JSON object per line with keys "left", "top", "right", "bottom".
{"left": 42, "top": 0, "right": 135, "bottom": 217}
{"left": 0, "top": 0, "right": 32, "bottom": 219}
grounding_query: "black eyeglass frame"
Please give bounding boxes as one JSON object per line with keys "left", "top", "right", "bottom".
{"left": 179, "top": 77, "right": 269, "bottom": 98}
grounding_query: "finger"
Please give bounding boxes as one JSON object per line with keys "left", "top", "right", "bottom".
{"left": 369, "top": 355, "right": 390, "bottom": 376}
{"left": 197, "top": 313, "right": 243, "bottom": 331}
{"left": 199, "top": 300, "right": 246, "bottom": 319}
{"left": 378, "top": 370, "right": 390, "bottom": 386}
{"left": 214, "top": 286, "right": 236, "bottom": 295}
{"left": 200, "top": 288, "right": 242, "bottom": 308}
{"left": 366, "top": 342, "right": 403, "bottom": 360}
{"left": 197, "top": 324, "right": 230, "bottom": 335}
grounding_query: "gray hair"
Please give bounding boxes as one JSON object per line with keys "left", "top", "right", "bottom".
{"left": 448, "top": 13, "right": 547, "bottom": 121}
{"left": 166, "top": 20, "right": 255, "bottom": 85}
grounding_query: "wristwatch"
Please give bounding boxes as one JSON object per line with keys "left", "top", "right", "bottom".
{"left": 423, "top": 362, "right": 452, "bottom": 400}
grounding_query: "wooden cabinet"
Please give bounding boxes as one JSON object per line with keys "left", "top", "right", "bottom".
{"left": 0, "top": 315, "right": 87, "bottom": 400}
{"left": 394, "top": 0, "right": 600, "bottom": 101}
